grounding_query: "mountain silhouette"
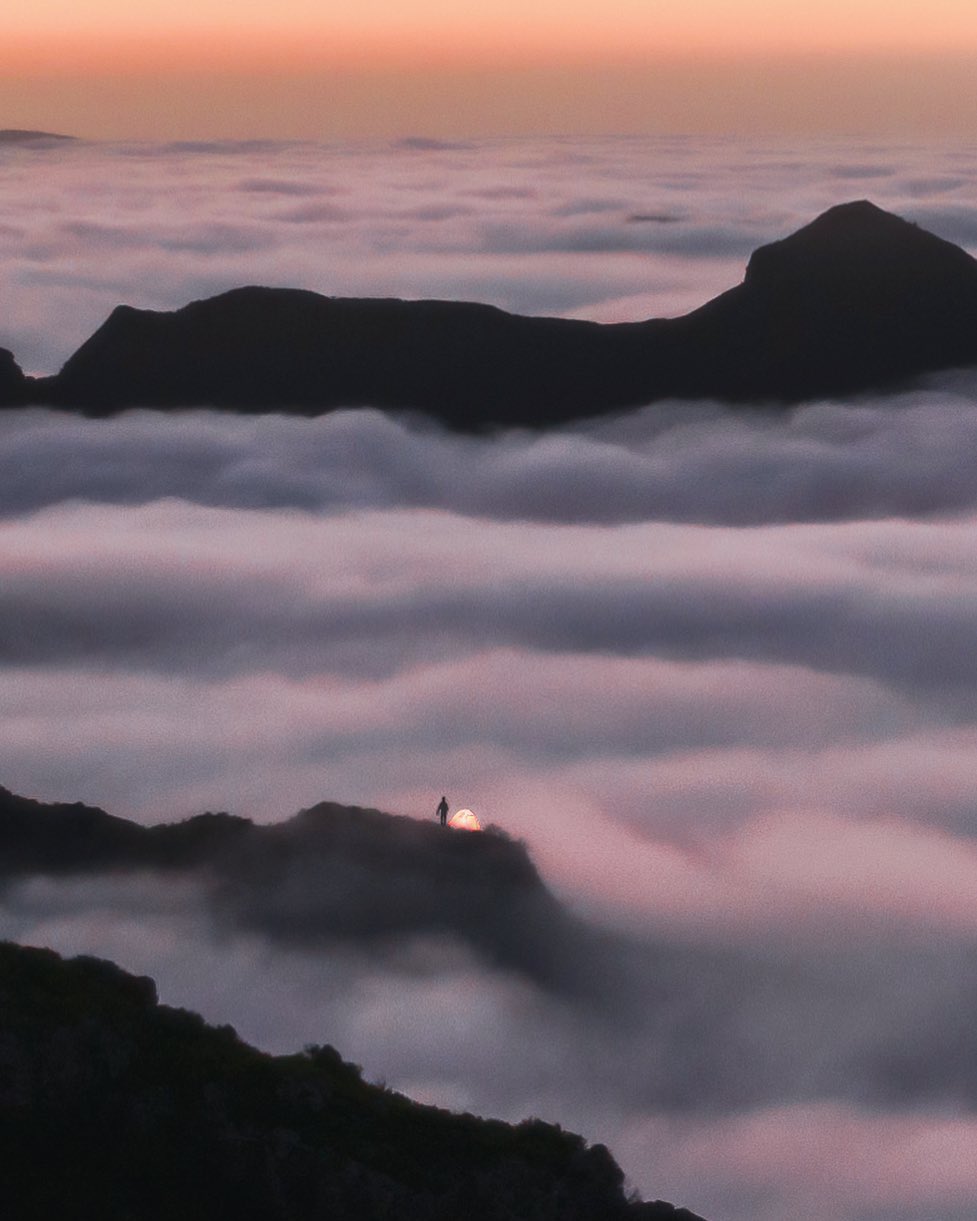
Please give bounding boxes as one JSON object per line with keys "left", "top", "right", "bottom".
{"left": 0, "top": 129, "right": 75, "bottom": 145}
{"left": 0, "top": 940, "right": 706, "bottom": 1221}
{"left": 0, "top": 784, "right": 249, "bottom": 873}
{"left": 0, "top": 348, "right": 27, "bottom": 405}
{"left": 6, "top": 200, "right": 977, "bottom": 425}
{"left": 0, "top": 786, "right": 627, "bottom": 998}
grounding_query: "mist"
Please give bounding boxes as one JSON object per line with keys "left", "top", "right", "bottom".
{"left": 3, "top": 132, "right": 977, "bottom": 1221}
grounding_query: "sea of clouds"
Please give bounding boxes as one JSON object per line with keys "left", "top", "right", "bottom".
{"left": 3, "top": 133, "right": 977, "bottom": 1221}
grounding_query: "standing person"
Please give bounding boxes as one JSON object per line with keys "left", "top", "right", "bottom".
{"left": 436, "top": 795, "right": 449, "bottom": 827}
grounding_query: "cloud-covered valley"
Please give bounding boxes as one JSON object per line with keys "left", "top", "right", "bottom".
{"left": 3, "top": 134, "right": 977, "bottom": 375}
{"left": 8, "top": 385, "right": 977, "bottom": 525}
{"left": 4, "top": 134, "right": 977, "bottom": 1221}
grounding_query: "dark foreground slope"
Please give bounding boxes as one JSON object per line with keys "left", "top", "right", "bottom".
{"left": 0, "top": 941, "right": 704, "bottom": 1221}
{"left": 0, "top": 787, "right": 623, "bottom": 998}
{"left": 6, "top": 200, "right": 977, "bottom": 425}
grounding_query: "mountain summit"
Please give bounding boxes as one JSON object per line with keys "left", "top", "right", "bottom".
{"left": 673, "top": 199, "right": 977, "bottom": 402}
{"left": 744, "top": 199, "right": 977, "bottom": 292}
{"left": 8, "top": 200, "right": 977, "bottom": 424}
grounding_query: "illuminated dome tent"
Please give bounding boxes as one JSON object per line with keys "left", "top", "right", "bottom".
{"left": 447, "top": 808, "right": 482, "bottom": 832}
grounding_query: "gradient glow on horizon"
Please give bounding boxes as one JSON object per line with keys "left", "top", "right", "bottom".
{"left": 11, "top": 0, "right": 977, "bottom": 53}
{"left": 5, "top": 0, "right": 977, "bottom": 137}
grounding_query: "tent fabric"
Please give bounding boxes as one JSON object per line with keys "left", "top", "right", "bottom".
{"left": 447, "top": 808, "right": 482, "bottom": 832}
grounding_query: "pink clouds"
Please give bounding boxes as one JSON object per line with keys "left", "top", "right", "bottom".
{"left": 6, "top": 494, "right": 977, "bottom": 935}
{"left": 617, "top": 1105, "right": 977, "bottom": 1220}
{"left": 513, "top": 795, "right": 977, "bottom": 941}
{"left": 4, "top": 134, "right": 977, "bottom": 1221}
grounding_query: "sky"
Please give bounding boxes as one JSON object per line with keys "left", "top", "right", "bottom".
{"left": 3, "top": 134, "right": 977, "bottom": 1221}
{"left": 4, "top": 0, "right": 977, "bottom": 137}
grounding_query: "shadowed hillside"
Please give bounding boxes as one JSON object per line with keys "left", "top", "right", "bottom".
{"left": 0, "top": 349, "right": 26, "bottom": 405}
{"left": 0, "top": 940, "right": 705, "bottom": 1221}
{"left": 5, "top": 201, "right": 977, "bottom": 424}
{"left": 0, "top": 787, "right": 627, "bottom": 997}
{"left": 0, "top": 785, "right": 251, "bottom": 873}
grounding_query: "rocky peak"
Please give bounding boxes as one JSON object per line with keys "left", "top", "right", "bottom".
{"left": 744, "top": 199, "right": 977, "bottom": 299}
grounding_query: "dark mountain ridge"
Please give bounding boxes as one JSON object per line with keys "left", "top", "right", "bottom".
{"left": 0, "top": 786, "right": 624, "bottom": 998}
{"left": 0, "top": 129, "right": 75, "bottom": 145}
{"left": 0, "top": 783, "right": 251, "bottom": 874}
{"left": 4, "top": 200, "right": 977, "bottom": 426}
{"left": 0, "top": 939, "right": 705, "bottom": 1221}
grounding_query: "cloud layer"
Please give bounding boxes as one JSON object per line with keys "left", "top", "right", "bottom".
{"left": 4, "top": 134, "right": 977, "bottom": 1221}
{"left": 9, "top": 385, "right": 977, "bottom": 525}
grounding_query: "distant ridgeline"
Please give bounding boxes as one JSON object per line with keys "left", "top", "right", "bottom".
{"left": 0, "top": 129, "right": 75, "bottom": 145}
{"left": 0, "top": 940, "right": 707, "bottom": 1221}
{"left": 3, "top": 201, "right": 977, "bottom": 426}
{"left": 0, "top": 786, "right": 629, "bottom": 1000}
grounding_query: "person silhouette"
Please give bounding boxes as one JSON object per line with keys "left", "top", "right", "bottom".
{"left": 436, "top": 795, "right": 449, "bottom": 827}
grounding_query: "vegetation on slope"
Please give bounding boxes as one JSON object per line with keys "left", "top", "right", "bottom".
{"left": 0, "top": 941, "right": 704, "bottom": 1221}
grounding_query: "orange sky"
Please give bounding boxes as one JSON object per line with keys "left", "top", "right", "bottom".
{"left": 4, "top": 1, "right": 977, "bottom": 137}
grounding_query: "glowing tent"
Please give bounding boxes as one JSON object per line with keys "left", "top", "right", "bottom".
{"left": 447, "top": 808, "right": 482, "bottom": 832}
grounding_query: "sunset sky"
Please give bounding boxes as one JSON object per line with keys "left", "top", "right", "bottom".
{"left": 5, "top": 0, "right": 977, "bottom": 138}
